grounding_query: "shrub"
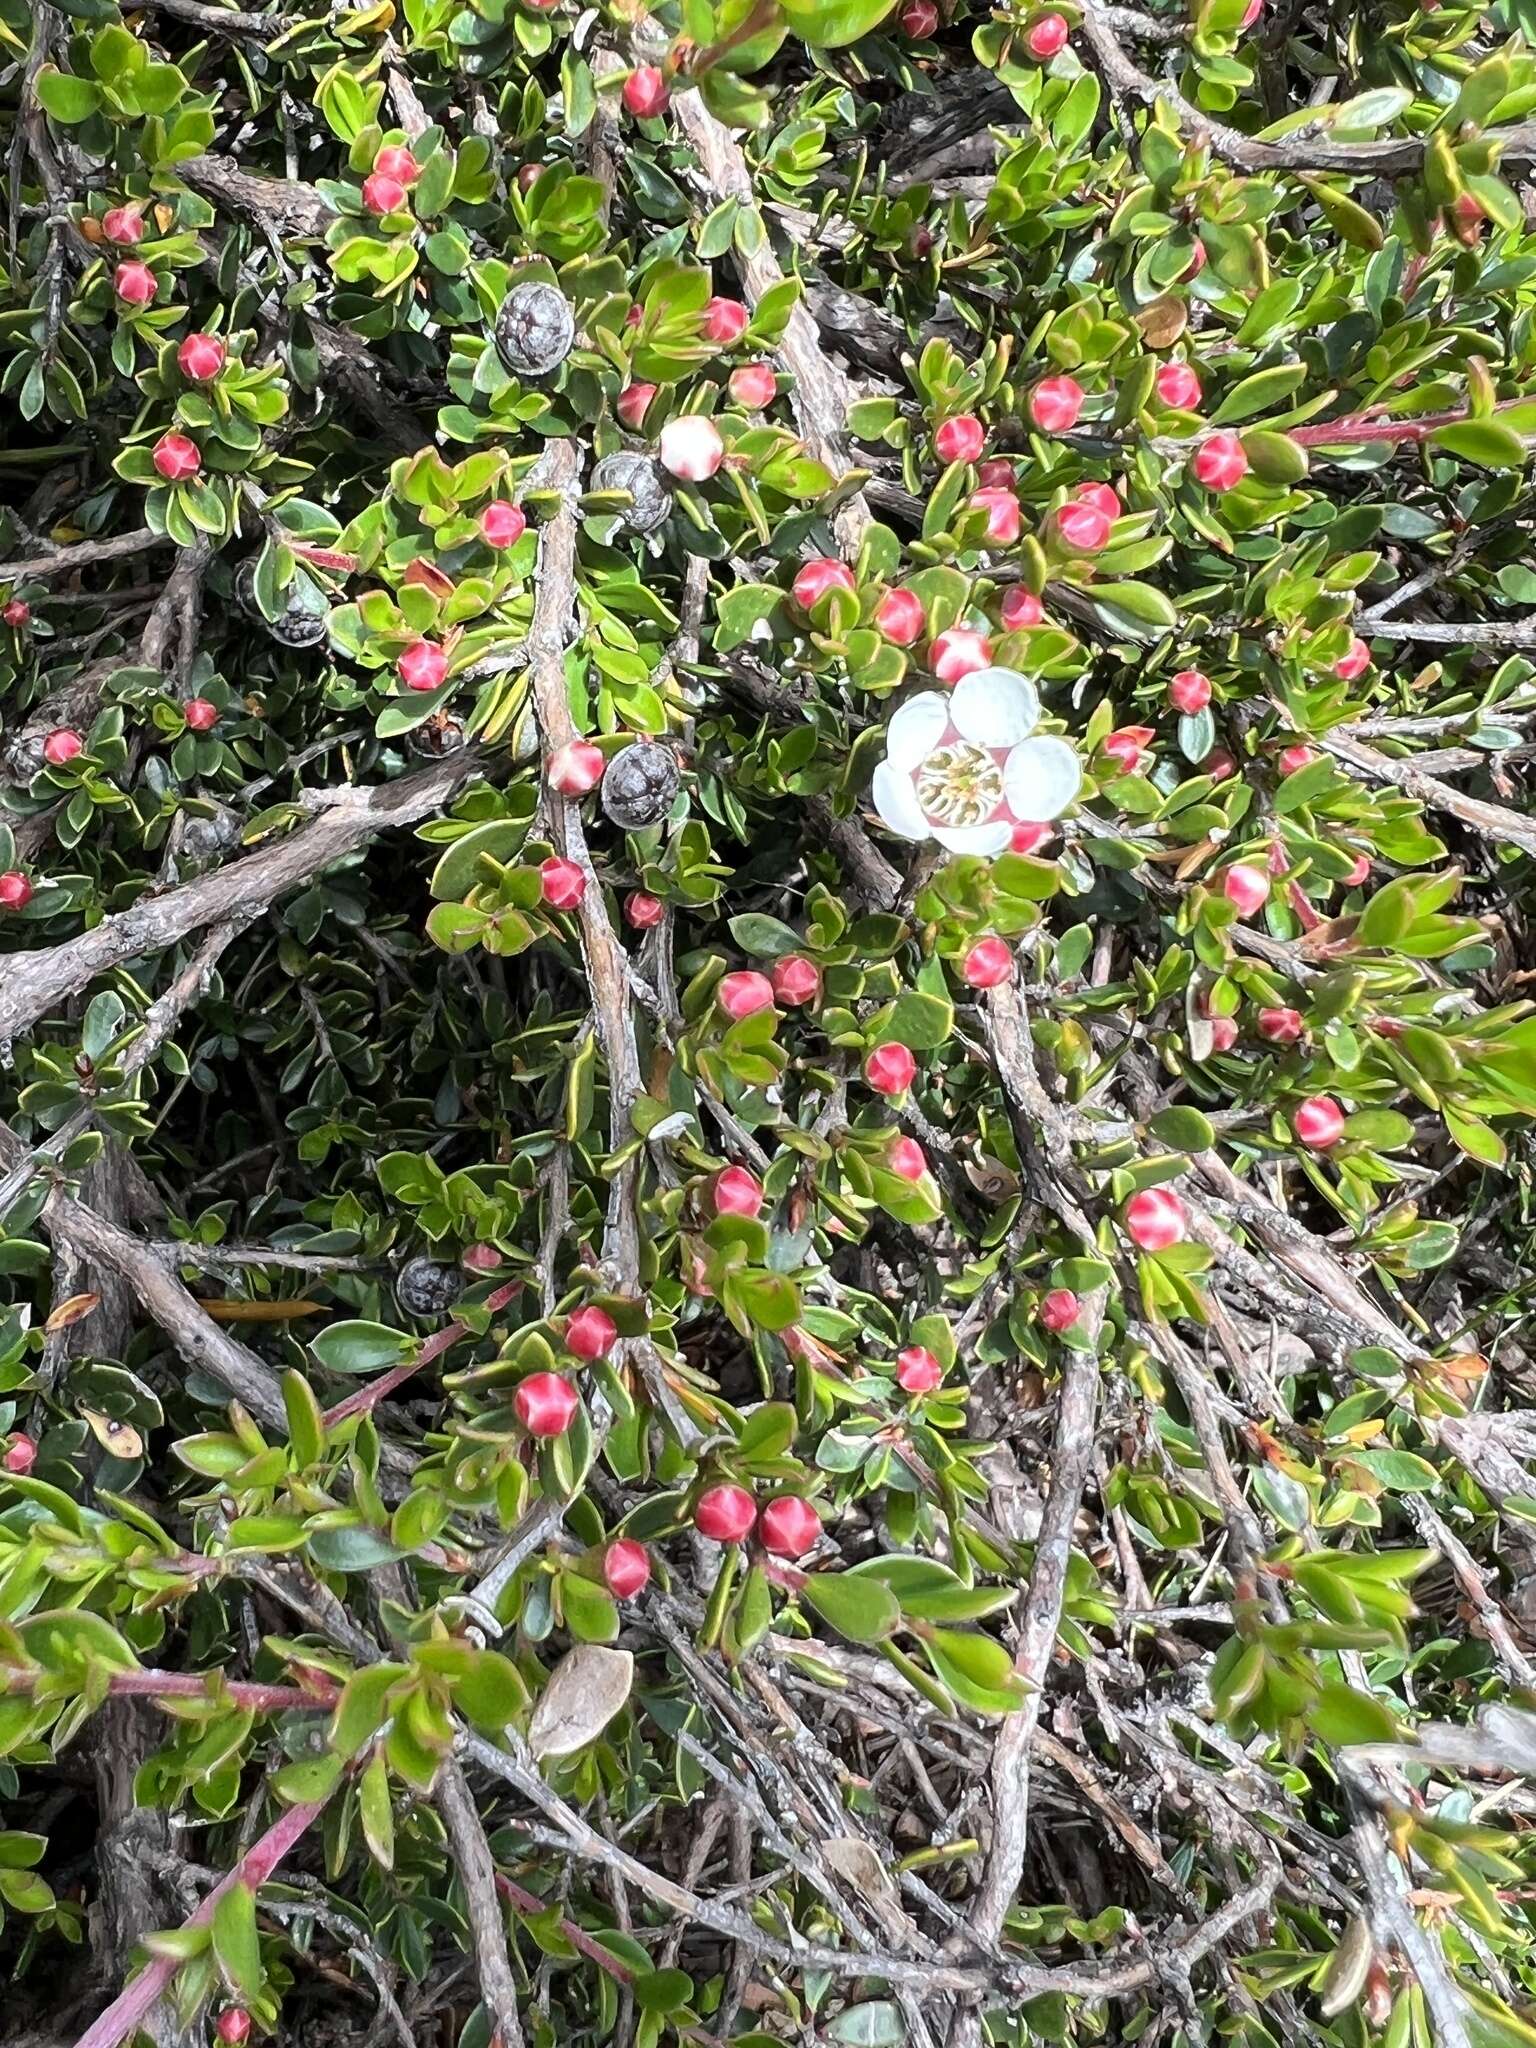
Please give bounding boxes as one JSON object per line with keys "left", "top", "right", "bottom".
{"left": 3, "top": 2, "right": 1536, "bottom": 2046}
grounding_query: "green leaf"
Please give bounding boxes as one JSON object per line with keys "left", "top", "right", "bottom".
{"left": 311, "top": 1321, "right": 415, "bottom": 1375}
{"left": 777, "top": 0, "right": 896, "bottom": 46}
{"left": 211, "top": 1881, "right": 264, "bottom": 2001}
{"left": 1428, "top": 420, "right": 1528, "bottom": 470}
{"left": 872, "top": 990, "right": 953, "bottom": 1051}
{"left": 35, "top": 70, "right": 103, "bottom": 122}
{"left": 800, "top": 1572, "right": 901, "bottom": 1644}
{"left": 1308, "top": 1680, "right": 1399, "bottom": 1746}
{"left": 1147, "top": 1106, "right": 1214, "bottom": 1152}
{"left": 728, "top": 913, "right": 803, "bottom": 957}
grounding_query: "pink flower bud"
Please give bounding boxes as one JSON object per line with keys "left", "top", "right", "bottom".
{"left": 1124, "top": 1186, "right": 1187, "bottom": 1251}
{"left": 540, "top": 856, "right": 586, "bottom": 909}
{"left": 865, "top": 1042, "right": 917, "bottom": 1096}
{"left": 718, "top": 970, "right": 775, "bottom": 1020}
{"left": 0, "top": 872, "right": 32, "bottom": 911}
{"left": 3, "top": 600, "right": 30, "bottom": 628}
{"left": 1221, "top": 863, "right": 1269, "bottom": 918}
{"left": 771, "top": 954, "right": 821, "bottom": 1006}
{"left": 714, "top": 1165, "right": 764, "bottom": 1218}
{"left": 1155, "top": 362, "right": 1202, "bottom": 411}
{"left": 760, "top": 1495, "right": 821, "bottom": 1558}
{"left": 152, "top": 432, "right": 201, "bottom": 483}
{"left": 1257, "top": 1006, "right": 1305, "bottom": 1044}
{"left": 962, "top": 936, "right": 1013, "bottom": 988}
{"left": 1205, "top": 747, "right": 1238, "bottom": 780}
{"left": 617, "top": 381, "right": 657, "bottom": 431}
{"left": 1074, "top": 480, "right": 1120, "bottom": 519}
{"left": 978, "top": 458, "right": 1016, "bottom": 488}
{"left": 1038, "top": 1288, "right": 1080, "bottom": 1333}
{"left": 935, "top": 414, "right": 985, "bottom": 464}
{"left": 184, "top": 697, "right": 218, "bottom": 732}
{"left": 43, "top": 729, "right": 83, "bottom": 767}
{"left": 701, "top": 296, "right": 748, "bottom": 346}
{"left": 114, "top": 261, "right": 157, "bottom": 306}
{"left": 1279, "top": 744, "right": 1316, "bottom": 776}
{"left": 515, "top": 1372, "right": 578, "bottom": 1438}
{"left": 1001, "top": 587, "right": 1044, "bottom": 630}
{"left": 399, "top": 640, "right": 448, "bottom": 692}
{"left": 970, "top": 487, "right": 1022, "bottom": 544}
{"left": 929, "top": 627, "right": 993, "bottom": 682}
{"left": 517, "top": 163, "right": 544, "bottom": 192}
{"left": 102, "top": 204, "right": 144, "bottom": 246}
{"left": 2, "top": 1432, "right": 36, "bottom": 1476}
{"left": 1169, "top": 669, "right": 1211, "bottom": 714}
{"left": 887, "top": 1137, "right": 927, "bottom": 1185}
{"left": 1335, "top": 635, "right": 1371, "bottom": 680}
{"left": 898, "top": 0, "right": 938, "bottom": 33}
{"left": 729, "top": 363, "right": 777, "bottom": 409}
{"left": 875, "top": 586, "right": 926, "bottom": 645}
{"left": 623, "top": 65, "right": 670, "bottom": 117}
{"left": 362, "top": 172, "right": 409, "bottom": 217}
{"left": 659, "top": 415, "right": 724, "bottom": 482}
{"left": 625, "top": 890, "right": 665, "bottom": 929}
{"left": 479, "top": 500, "right": 527, "bottom": 548}
{"left": 602, "top": 1537, "right": 650, "bottom": 1599}
{"left": 1192, "top": 432, "right": 1249, "bottom": 491}
{"left": 374, "top": 144, "right": 420, "bottom": 185}
{"left": 1102, "top": 725, "right": 1155, "bottom": 773}
{"left": 793, "top": 558, "right": 857, "bottom": 613}
{"left": 1010, "top": 821, "right": 1053, "bottom": 854}
{"left": 1207, "top": 1015, "right": 1238, "bottom": 1052}
{"left": 215, "top": 2012, "right": 251, "bottom": 2047}
{"left": 548, "top": 740, "right": 605, "bottom": 794}
{"left": 566, "top": 1305, "right": 617, "bottom": 1360}
{"left": 1029, "top": 375, "right": 1084, "bottom": 434}
{"left": 896, "top": 1345, "right": 944, "bottom": 1393}
{"left": 695, "top": 1483, "right": 757, "bottom": 1543}
{"left": 1025, "top": 9, "right": 1069, "bottom": 56}
{"left": 1054, "top": 500, "right": 1111, "bottom": 552}
{"left": 1295, "top": 1096, "right": 1345, "bottom": 1149}
{"left": 177, "top": 332, "right": 226, "bottom": 382}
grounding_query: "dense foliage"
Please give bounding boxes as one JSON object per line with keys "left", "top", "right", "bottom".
{"left": 5, "top": 0, "right": 1536, "bottom": 2045}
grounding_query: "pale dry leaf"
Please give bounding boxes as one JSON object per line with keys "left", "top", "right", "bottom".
{"left": 45, "top": 1292, "right": 100, "bottom": 1334}
{"left": 528, "top": 1644, "right": 633, "bottom": 1760}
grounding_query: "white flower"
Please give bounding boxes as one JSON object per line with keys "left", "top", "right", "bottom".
{"left": 871, "top": 668, "right": 1081, "bottom": 857}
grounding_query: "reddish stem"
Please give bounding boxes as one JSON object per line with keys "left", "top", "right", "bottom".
{"left": 321, "top": 1278, "right": 522, "bottom": 1428}
{"left": 1289, "top": 394, "right": 1529, "bottom": 448}
{"left": 72, "top": 1797, "right": 327, "bottom": 2048}
{"left": 3, "top": 1667, "right": 336, "bottom": 1711}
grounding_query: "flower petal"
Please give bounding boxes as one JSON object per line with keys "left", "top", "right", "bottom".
{"left": 884, "top": 693, "right": 950, "bottom": 772}
{"left": 950, "top": 667, "right": 1039, "bottom": 749}
{"left": 1004, "top": 736, "right": 1082, "bottom": 821}
{"left": 871, "top": 760, "right": 931, "bottom": 841}
{"left": 931, "top": 820, "right": 1013, "bottom": 857}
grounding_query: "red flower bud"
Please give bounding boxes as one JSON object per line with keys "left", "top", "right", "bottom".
{"left": 695, "top": 1483, "right": 756, "bottom": 1543}
{"left": 935, "top": 414, "right": 985, "bottom": 464}
{"left": 479, "top": 500, "right": 527, "bottom": 549}
{"left": 1074, "top": 481, "right": 1120, "bottom": 519}
{"left": 898, "top": 0, "right": 938, "bottom": 33}
{"left": 1221, "top": 863, "right": 1269, "bottom": 918}
{"left": 771, "top": 954, "right": 821, "bottom": 1007}
{"left": 374, "top": 144, "right": 420, "bottom": 185}
{"left": 399, "top": 640, "right": 449, "bottom": 692}
{"left": 888, "top": 1135, "right": 928, "bottom": 1182}
{"left": 896, "top": 1344, "right": 944, "bottom": 1393}
{"left": 1038, "top": 1288, "right": 1080, "bottom": 1333}
{"left": 152, "top": 432, "right": 201, "bottom": 483}
{"left": 1155, "top": 362, "right": 1202, "bottom": 411}
{"left": 728, "top": 363, "right": 776, "bottom": 410}
{"left": 969, "top": 487, "right": 1022, "bottom": 545}
{"left": 540, "top": 856, "right": 586, "bottom": 909}
{"left": 617, "top": 381, "right": 657, "bottom": 431}
{"left": 1102, "top": 726, "right": 1155, "bottom": 773}
{"left": 1294, "top": 1096, "right": 1345, "bottom": 1150}
{"left": 864, "top": 1042, "right": 917, "bottom": 1096}
{"left": 624, "top": 890, "right": 665, "bottom": 929}
{"left": 714, "top": 1166, "right": 764, "bottom": 1218}
{"left": 362, "top": 172, "right": 409, "bottom": 217}
{"left": 1030, "top": 375, "right": 1084, "bottom": 433}
{"left": 114, "top": 261, "right": 157, "bottom": 306}
{"left": 1207, "top": 1015, "right": 1238, "bottom": 1052}
{"left": 1192, "top": 432, "right": 1249, "bottom": 491}
{"left": 514, "top": 1372, "right": 578, "bottom": 1437}
{"left": 1169, "top": 669, "right": 1211, "bottom": 714}
{"left": 1335, "top": 635, "right": 1371, "bottom": 680}
{"left": 1124, "top": 1187, "right": 1187, "bottom": 1251}
{"left": 1256, "top": 1006, "right": 1305, "bottom": 1044}
{"left": 759, "top": 1495, "right": 821, "bottom": 1558}
{"left": 43, "top": 729, "right": 83, "bottom": 766}
{"left": 962, "top": 936, "right": 1013, "bottom": 989}
{"left": 184, "top": 697, "right": 218, "bottom": 732}
{"left": 623, "top": 66, "right": 670, "bottom": 118}
{"left": 566, "top": 1306, "right": 617, "bottom": 1360}
{"left": 1054, "top": 500, "right": 1111, "bottom": 552}
{"left": 875, "top": 586, "right": 926, "bottom": 646}
{"left": 718, "top": 970, "right": 775, "bottom": 1020}
{"left": 1001, "top": 587, "right": 1044, "bottom": 631}
{"left": 792, "top": 558, "right": 856, "bottom": 614}
{"left": 2, "top": 600, "right": 30, "bottom": 628}
{"left": 0, "top": 872, "right": 33, "bottom": 911}
{"left": 1025, "top": 10, "right": 1069, "bottom": 56}
{"left": 1278, "top": 744, "right": 1315, "bottom": 776}
{"left": 2, "top": 1432, "right": 36, "bottom": 1476}
{"left": 929, "top": 627, "right": 993, "bottom": 682}
{"left": 548, "top": 740, "right": 605, "bottom": 794}
{"left": 102, "top": 205, "right": 144, "bottom": 246}
{"left": 177, "top": 332, "right": 226, "bottom": 382}
{"left": 215, "top": 2011, "right": 251, "bottom": 2047}
{"left": 602, "top": 1537, "right": 650, "bottom": 1599}
{"left": 701, "top": 296, "right": 749, "bottom": 346}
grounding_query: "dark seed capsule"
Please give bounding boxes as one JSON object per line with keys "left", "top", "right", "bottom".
{"left": 235, "top": 562, "right": 330, "bottom": 649}
{"left": 494, "top": 281, "right": 576, "bottom": 378}
{"left": 601, "top": 741, "right": 680, "bottom": 829}
{"left": 395, "top": 1256, "right": 464, "bottom": 1318}
{"left": 408, "top": 711, "right": 468, "bottom": 757}
{"left": 590, "top": 452, "right": 672, "bottom": 537}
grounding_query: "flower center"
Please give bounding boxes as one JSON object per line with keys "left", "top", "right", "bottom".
{"left": 915, "top": 742, "right": 1005, "bottom": 829}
